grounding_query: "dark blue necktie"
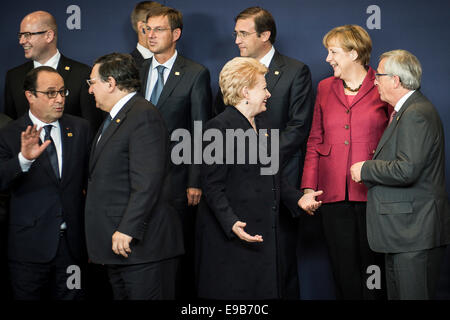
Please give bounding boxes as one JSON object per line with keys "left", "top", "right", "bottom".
{"left": 150, "top": 65, "right": 165, "bottom": 105}
{"left": 101, "top": 114, "right": 112, "bottom": 136}
{"left": 43, "top": 125, "right": 60, "bottom": 179}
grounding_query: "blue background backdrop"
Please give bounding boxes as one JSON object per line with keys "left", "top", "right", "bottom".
{"left": 1, "top": 0, "right": 449, "bottom": 299}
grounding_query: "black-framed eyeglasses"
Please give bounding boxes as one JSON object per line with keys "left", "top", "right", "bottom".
{"left": 145, "top": 26, "right": 171, "bottom": 34}
{"left": 232, "top": 31, "right": 257, "bottom": 39}
{"left": 375, "top": 73, "right": 394, "bottom": 80}
{"left": 18, "top": 30, "right": 48, "bottom": 40}
{"left": 34, "top": 89, "right": 69, "bottom": 99}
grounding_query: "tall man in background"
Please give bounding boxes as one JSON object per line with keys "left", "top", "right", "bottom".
{"left": 140, "top": 6, "right": 212, "bottom": 297}
{"left": 351, "top": 50, "right": 450, "bottom": 299}
{"left": 129, "top": 1, "right": 162, "bottom": 69}
{"left": 214, "top": 6, "right": 314, "bottom": 298}
{"left": 4, "top": 10, "right": 104, "bottom": 130}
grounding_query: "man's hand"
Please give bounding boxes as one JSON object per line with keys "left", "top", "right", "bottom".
{"left": 298, "top": 190, "right": 323, "bottom": 215}
{"left": 112, "top": 231, "right": 133, "bottom": 258}
{"left": 350, "top": 161, "right": 365, "bottom": 183}
{"left": 187, "top": 187, "right": 202, "bottom": 206}
{"left": 21, "top": 125, "right": 51, "bottom": 160}
{"left": 232, "top": 221, "right": 263, "bottom": 243}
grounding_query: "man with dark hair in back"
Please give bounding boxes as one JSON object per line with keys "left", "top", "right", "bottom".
{"left": 85, "top": 53, "right": 184, "bottom": 300}
{"left": 129, "top": 1, "right": 162, "bottom": 69}
{"left": 0, "top": 66, "right": 92, "bottom": 300}
{"left": 214, "top": 7, "right": 314, "bottom": 299}
{"left": 4, "top": 11, "right": 104, "bottom": 130}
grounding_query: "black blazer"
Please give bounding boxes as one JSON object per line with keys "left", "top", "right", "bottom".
{"left": 0, "top": 113, "right": 11, "bottom": 224}
{"left": 4, "top": 54, "right": 105, "bottom": 130}
{"left": 0, "top": 114, "right": 92, "bottom": 263}
{"left": 130, "top": 48, "right": 146, "bottom": 70}
{"left": 196, "top": 106, "right": 302, "bottom": 299}
{"left": 214, "top": 51, "right": 314, "bottom": 187}
{"left": 140, "top": 54, "right": 212, "bottom": 201}
{"left": 85, "top": 94, "right": 184, "bottom": 265}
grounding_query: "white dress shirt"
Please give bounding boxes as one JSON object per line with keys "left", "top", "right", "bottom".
{"left": 136, "top": 43, "right": 153, "bottom": 60}
{"left": 394, "top": 90, "right": 415, "bottom": 113}
{"left": 33, "top": 49, "right": 61, "bottom": 70}
{"left": 145, "top": 50, "right": 178, "bottom": 101}
{"left": 259, "top": 46, "right": 275, "bottom": 68}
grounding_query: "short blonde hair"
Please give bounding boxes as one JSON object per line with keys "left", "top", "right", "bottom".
{"left": 219, "top": 57, "right": 268, "bottom": 106}
{"left": 323, "top": 24, "right": 372, "bottom": 66}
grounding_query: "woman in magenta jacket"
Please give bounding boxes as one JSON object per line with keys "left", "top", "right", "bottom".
{"left": 300, "top": 25, "right": 391, "bottom": 299}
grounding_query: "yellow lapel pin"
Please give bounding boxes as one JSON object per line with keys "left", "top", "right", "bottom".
{"left": 116, "top": 119, "right": 121, "bottom": 123}
{"left": 65, "top": 66, "right": 70, "bottom": 71}
{"left": 67, "top": 132, "right": 73, "bottom": 137}
{"left": 175, "top": 71, "right": 180, "bottom": 76}
{"left": 274, "top": 71, "right": 280, "bottom": 75}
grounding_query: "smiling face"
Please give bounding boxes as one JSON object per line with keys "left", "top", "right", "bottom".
{"left": 325, "top": 39, "right": 356, "bottom": 80}
{"left": 19, "top": 13, "right": 55, "bottom": 64}
{"left": 26, "top": 71, "right": 65, "bottom": 123}
{"left": 246, "top": 73, "right": 271, "bottom": 115}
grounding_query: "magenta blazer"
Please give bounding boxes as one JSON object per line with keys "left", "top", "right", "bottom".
{"left": 301, "top": 67, "right": 391, "bottom": 203}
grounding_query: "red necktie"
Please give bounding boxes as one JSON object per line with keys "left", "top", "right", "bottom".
{"left": 388, "top": 110, "right": 397, "bottom": 126}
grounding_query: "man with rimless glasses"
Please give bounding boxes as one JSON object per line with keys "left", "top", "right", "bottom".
{"left": 4, "top": 11, "right": 104, "bottom": 130}
{"left": 0, "top": 66, "right": 92, "bottom": 299}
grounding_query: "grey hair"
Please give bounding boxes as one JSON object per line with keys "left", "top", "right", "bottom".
{"left": 380, "top": 49, "right": 422, "bottom": 90}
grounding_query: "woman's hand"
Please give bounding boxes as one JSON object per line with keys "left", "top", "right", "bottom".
{"left": 298, "top": 190, "right": 324, "bottom": 215}
{"left": 232, "top": 221, "right": 263, "bottom": 243}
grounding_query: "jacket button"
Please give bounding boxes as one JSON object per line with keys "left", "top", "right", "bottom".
{"left": 372, "top": 149, "right": 376, "bottom": 154}
{"left": 346, "top": 109, "right": 350, "bottom": 114}
{"left": 344, "top": 140, "right": 349, "bottom": 145}
{"left": 344, "top": 125, "right": 349, "bottom": 129}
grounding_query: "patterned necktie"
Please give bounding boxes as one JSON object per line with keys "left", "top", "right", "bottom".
{"left": 97, "top": 114, "right": 112, "bottom": 144}
{"left": 388, "top": 110, "right": 397, "bottom": 126}
{"left": 150, "top": 65, "right": 165, "bottom": 105}
{"left": 43, "top": 125, "right": 60, "bottom": 179}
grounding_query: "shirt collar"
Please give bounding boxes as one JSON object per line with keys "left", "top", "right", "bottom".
{"left": 28, "top": 110, "right": 60, "bottom": 130}
{"left": 394, "top": 90, "right": 415, "bottom": 112}
{"left": 152, "top": 50, "right": 178, "bottom": 71}
{"left": 33, "top": 49, "right": 61, "bottom": 70}
{"left": 109, "top": 92, "right": 137, "bottom": 119}
{"left": 259, "top": 46, "right": 275, "bottom": 68}
{"left": 136, "top": 43, "right": 153, "bottom": 60}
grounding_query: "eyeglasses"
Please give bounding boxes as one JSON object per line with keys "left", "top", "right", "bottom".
{"left": 86, "top": 78, "right": 98, "bottom": 86}
{"left": 232, "top": 31, "right": 257, "bottom": 39}
{"left": 145, "top": 26, "right": 171, "bottom": 34}
{"left": 375, "top": 73, "right": 394, "bottom": 80}
{"left": 34, "top": 89, "right": 69, "bottom": 99}
{"left": 18, "top": 30, "right": 48, "bottom": 40}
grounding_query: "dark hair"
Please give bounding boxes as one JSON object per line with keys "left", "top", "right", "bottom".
{"left": 130, "top": 1, "right": 162, "bottom": 33}
{"left": 235, "top": 7, "right": 276, "bottom": 44}
{"left": 23, "top": 66, "right": 61, "bottom": 94}
{"left": 94, "top": 53, "right": 141, "bottom": 92}
{"left": 146, "top": 6, "right": 183, "bottom": 33}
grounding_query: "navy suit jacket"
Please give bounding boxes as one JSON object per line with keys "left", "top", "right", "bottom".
{"left": 85, "top": 94, "right": 184, "bottom": 265}
{"left": 140, "top": 54, "right": 212, "bottom": 203}
{"left": 4, "top": 54, "right": 105, "bottom": 130}
{"left": 0, "top": 113, "right": 92, "bottom": 263}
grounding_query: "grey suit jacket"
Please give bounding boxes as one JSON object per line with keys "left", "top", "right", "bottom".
{"left": 361, "top": 90, "right": 450, "bottom": 253}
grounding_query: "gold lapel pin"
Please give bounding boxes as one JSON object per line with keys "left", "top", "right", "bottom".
{"left": 265, "top": 133, "right": 269, "bottom": 137}
{"left": 67, "top": 133, "right": 73, "bottom": 137}
{"left": 65, "top": 66, "right": 70, "bottom": 71}
{"left": 396, "top": 116, "right": 399, "bottom": 121}
{"left": 175, "top": 71, "right": 180, "bottom": 76}
{"left": 116, "top": 119, "right": 121, "bottom": 123}
{"left": 274, "top": 71, "right": 280, "bottom": 75}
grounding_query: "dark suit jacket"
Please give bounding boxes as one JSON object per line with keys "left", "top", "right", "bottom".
{"left": 140, "top": 54, "right": 212, "bottom": 204}
{"left": 130, "top": 48, "right": 146, "bottom": 70}
{"left": 197, "top": 106, "right": 302, "bottom": 299}
{"left": 0, "top": 113, "right": 12, "bottom": 224}
{"left": 361, "top": 91, "right": 450, "bottom": 253}
{"left": 4, "top": 54, "right": 104, "bottom": 130}
{"left": 85, "top": 94, "right": 184, "bottom": 265}
{"left": 301, "top": 67, "right": 390, "bottom": 202}
{"left": 0, "top": 114, "right": 92, "bottom": 263}
{"left": 214, "top": 50, "right": 314, "bottom": 188}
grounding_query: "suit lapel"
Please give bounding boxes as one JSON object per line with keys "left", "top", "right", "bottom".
{"left": 56, "top": 55, "right": 72, "bottom": 85}
{"left": 331, "top": 78, "right": 348, "bottom": 109}
{"left": 156, "top": 55, "right": 185, "bottom": 109}
{"left": 349, "top": 68, "right": 377, "bottom": 108}
{"left": 266, "top": 51, "right": 284, "bottom": 93}
{"left": 89, "top": 95, "right": 136, "bottom": 172}
{"left": 58, "top": 116, "right": 74, "bottom": 184}
{"left": 373, "top": 91, "right": 419, "bottom": 158}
